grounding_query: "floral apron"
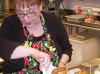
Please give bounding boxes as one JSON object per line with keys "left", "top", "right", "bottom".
{"left": 10, "top": 14, "right": 59, "bottom": 74}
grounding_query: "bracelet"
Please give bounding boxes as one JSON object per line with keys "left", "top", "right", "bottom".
{"left": 59, "top": 61, "right": 66, "bottom": 66}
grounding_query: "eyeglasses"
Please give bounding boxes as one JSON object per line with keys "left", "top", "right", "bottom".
{"left": 16, "top": 10, "right": 36, "bottom": 18}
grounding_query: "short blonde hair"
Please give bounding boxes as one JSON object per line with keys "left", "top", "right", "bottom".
{"left": 10, "top": 0, "right": 42, "bottom": 9}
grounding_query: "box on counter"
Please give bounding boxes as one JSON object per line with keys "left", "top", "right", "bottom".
{"left": 66, "top": 31, "right": 100, "bottom": 69}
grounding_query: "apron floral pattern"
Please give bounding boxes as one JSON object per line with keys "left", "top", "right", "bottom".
{"left": 10, "top": 14, "right": 59, "bottom": 74}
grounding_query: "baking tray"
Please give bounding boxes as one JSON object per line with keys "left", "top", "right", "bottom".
{"left": 80, "top": 21, "right": 100, "bottom": 28}
{"left": 65, "top": 14, "right": 85, "bottom": 23}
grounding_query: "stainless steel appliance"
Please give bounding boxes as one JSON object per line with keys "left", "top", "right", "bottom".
{"left": 43, "top": 0, "right": 64, "bottom": 16}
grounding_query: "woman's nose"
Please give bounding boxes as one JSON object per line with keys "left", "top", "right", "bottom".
{"left": 23, "top": 15, "right": 29, "bottom": 20}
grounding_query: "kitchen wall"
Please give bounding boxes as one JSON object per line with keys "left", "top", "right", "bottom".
{"left": 60, "top": 0, "right": 100, "bottom": 10}
{"left": 4, "top": 0, "right": 100, "bottom": 10}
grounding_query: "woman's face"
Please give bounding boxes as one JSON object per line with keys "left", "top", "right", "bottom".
{"left": 16, "top": 3, "right": 42, "bottom": 29}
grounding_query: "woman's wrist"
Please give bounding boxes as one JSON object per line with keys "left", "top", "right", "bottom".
{"left": 59, "top": 61, "right": 66, "bottom": 66}
{"left": 31, "top": 48, "right": 39, "bottom": 56}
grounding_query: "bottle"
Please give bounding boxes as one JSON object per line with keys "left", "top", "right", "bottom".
{"left": 86, "top": 8, "right": 93, "bottom": 16}
{"left": 85, "top": 8, "right": 94, "bottom": 23}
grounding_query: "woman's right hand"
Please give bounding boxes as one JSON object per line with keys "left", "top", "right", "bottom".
{"left": 31, "top": 50, "right": 51, "bottom": 71}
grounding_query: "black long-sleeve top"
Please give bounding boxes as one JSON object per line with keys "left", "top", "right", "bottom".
{"left": 0, "top": 11, "right": 73, "bottom": 73}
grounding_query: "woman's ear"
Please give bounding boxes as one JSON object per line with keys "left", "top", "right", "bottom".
{"left": 39, "top": 2, "right": 43, "bottom": 11}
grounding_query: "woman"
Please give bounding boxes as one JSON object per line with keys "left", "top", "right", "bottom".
{"left": 0, "top": 0, "right": 73, "bottom": 74}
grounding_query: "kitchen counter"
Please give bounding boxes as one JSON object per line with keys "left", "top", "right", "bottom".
{"left": 63, "top": 22, "right": 100, "bottom": 31}
{"left": 62, "top": 19, "right": 100, "bottom": 35}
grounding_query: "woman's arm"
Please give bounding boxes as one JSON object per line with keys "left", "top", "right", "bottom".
{"left": 11, "top": 45, "right": 51, "bottom": 70}
{"left": 11, "top": 45, "right": 38, "bottom": 59}
{"left": 55, "top": 17, "right": 73, "bottom": 62}
{"left": 58, "top": 54, "right": 69, "bottom": 67}
{"left": 53, "top": 16, "right": 73, "bottom": 68}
